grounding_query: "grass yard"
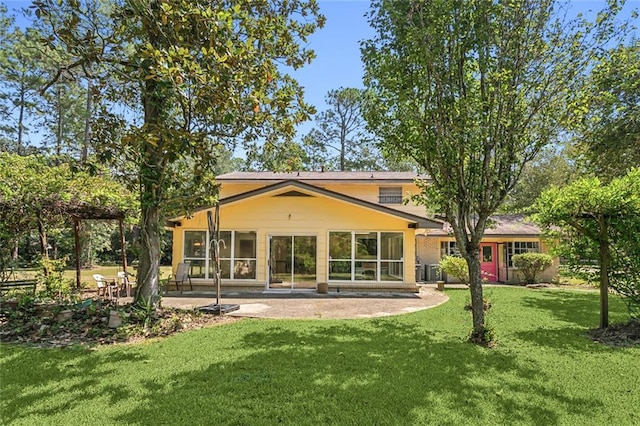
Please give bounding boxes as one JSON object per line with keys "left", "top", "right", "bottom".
{"left": 1, "top": 287, "right": 639, "bottom": 425}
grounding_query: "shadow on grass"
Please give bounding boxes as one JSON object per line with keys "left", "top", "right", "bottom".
{"left": 111, "top": 320, "right": 601, "bottom": 425}
{"left": 519, "top": 289, "right": 630, "bottom": 328}
{"left": 0, "top": 345, "right": 150, "bottom": 422}
{"left": 4, "top": 288, "right": 633, "bottom": 424}
{"left": 521, "top": 290, "right": 601, "bottom": 327}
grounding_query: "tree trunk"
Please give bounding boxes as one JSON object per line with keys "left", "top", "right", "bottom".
{"left": 17, "top": 80, "right": 25, "bottom": 154}
{"left": 11, "top": 238, "right": 18, "bottom": 261}
{"left": 340, "top": 130, "right": 346, "bottom": 171}
{"left": 80, "top": 222, "right": 93, "bottom": 268}
{"left": 134, "top": 200, "right": 162, "bottom": 308}
{"left": 465, "top": 247, "right": 486, "bottom": 342}
{"left": 56, "top": 85, "right": 63, "bottom": 156}
{"left": 82, "top": 79, "right": 92, "bottom": 161}
{"left": 36, "top": 212, "right": 49, "bottom": 278}
{"left": 598, "top": 214, "right": 609, "bottom": 328}
{"left": 134, "top": 0, "right": 168, "bottom": 309}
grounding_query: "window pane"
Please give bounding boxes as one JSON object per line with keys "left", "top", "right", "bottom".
{"left": 234, "top": 260, "right": 256, "bottom": 279}
{"left": 381, "top": 233, "right": 403, "bottom": 260}
{"left": 184, "top": 231, "right": 206, "bottom": 258}
{"left": 210, "top": 259, "right": 231, "bottom": 279}
{"left": 482, "top": 246, "right": 492, "bottom": 262}
{"left": 329, "top": 232, "right": 351, "bottom": 259}
{"left": 355, "top": 232, "right": 377, "bottom": 259}
{"left": 294, "top": 236, "right": 316, "bottom": 283}
{"left": 355, "top": 261, "right": 377, "bottom": 280}
{"left": 329, "top": 261, "right": 351, "bottom": 280}
{"left": 508, "top": 241, "right": 540, "bottom": 266}
{"left": 189, "top": 259, "right": 206, "bottom": 278}
{"left": 217, "top": 231, "right": 232, "bottom": 258}
{"left": 381, "top": 261, "right": 403, "bottom": 281}
{"left": 441, "top": 241, "right": 458, "bottom": 257}
{"left": 235, "top": 232, "right": 256, "bottom": 258}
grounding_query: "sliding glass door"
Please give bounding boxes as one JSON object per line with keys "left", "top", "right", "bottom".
{"left": 268, "top": 235, "right": 317, "bottom": 290}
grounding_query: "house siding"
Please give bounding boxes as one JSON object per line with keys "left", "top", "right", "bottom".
{"left": 219, "top": 181, "right": 428, "bottom": 218}
{"left": 173, "top": 189, "right": 418, "bottom": 291}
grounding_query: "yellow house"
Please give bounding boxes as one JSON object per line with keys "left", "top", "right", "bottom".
{"left": 169, "top": 171, "right": 441, "bottom": 292}
{"left": 169, "top": 173, "right": 558, "bottom": 291}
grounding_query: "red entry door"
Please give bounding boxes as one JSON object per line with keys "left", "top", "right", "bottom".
{"left": 479, "top": 243, "right": 498, "bottom": 282}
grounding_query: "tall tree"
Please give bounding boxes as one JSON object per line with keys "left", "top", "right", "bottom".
{"left": 35, "top": 0, "right": 324, "bottom": 307}
{"left": 361, "top": 0, "right": 622, "bottom": 344}
{"left": 500, "top": 146, "right": 576, "bottom": 213}
{"left": 573, "top": 40, "right": 640, "bottom": 180}
{"left": 0, "top": 24, "right": 48, "bottom": 152}
{"left": 302, "top": 87, "right": 380, "bottom": 171}
{"left": 39, "top": 75, "right": 89, "bottom": 157}
{"left": 244, "top": 139, "right": 309, "bottom": 172}
{"left": 0, "top": 4, "right": 12, "bottom": 149}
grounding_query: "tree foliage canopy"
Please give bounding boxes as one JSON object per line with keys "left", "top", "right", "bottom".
{"left": 0, "top": 152, "right": 136, "bottom": 278}
{"left": 34, "top": 0, "right": 324, "bottom": 305}
{"left": 361, "top": 0, "right": 624, "bottom": 343}
{"left": 302, "top": 87, "right": 381, "bottom": 171}
{"left": 573, "top": 40, "right": 640, "bottom": 180}
{"left": 534, "top": 168, "right": 640, "bottom": 323}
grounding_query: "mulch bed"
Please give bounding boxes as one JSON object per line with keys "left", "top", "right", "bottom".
{"left": 0, "top": 298, "right": 239, "bottom": 349}
{"left": 587, "top": 320, "right": 640, "bottom": 347}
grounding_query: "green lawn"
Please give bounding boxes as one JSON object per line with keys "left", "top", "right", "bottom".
{"left": 1, "top": 288, "right": 639, "bottom": 425}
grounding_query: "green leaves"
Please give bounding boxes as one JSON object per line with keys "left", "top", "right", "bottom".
{"left": 34, "top": 0, "right": 324, "bottom": 303}
{"left": 573, "top": 41, "right": 640, "bottom": 179}
{"left": 534, "top": 168, "right": 640, "bottom": 318}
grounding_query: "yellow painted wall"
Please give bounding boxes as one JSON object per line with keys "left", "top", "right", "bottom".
{"left": 218, "top": 181, "right": 427, "bottom": 216}
{"left": 173, "top": 188, "right": 417, "bottom": 287}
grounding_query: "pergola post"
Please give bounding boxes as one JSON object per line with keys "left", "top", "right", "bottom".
{"left": 119, "top": 218, "right": 128, "bottom": 274}
{"left": 73, "top": 217, "right": 81, "bottom": 289}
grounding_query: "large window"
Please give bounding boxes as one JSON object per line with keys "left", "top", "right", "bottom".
{"left": 507, "top": 241, "right": 540, "bottom": 267}
{"left": 184, "top": 230, "right": 256, "bottom": 280}
{"left": 329, "top": 232, "right": 352, "bottom": 281}
{"left": 184, "top": 231, "right": 207, "bottom": 278}
{"left": 329, "top": 231, "right": 404, "bottom": 282}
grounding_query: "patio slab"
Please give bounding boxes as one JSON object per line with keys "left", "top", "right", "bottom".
{"left": 158, "top": 286, "right": 449, "bottom": 319}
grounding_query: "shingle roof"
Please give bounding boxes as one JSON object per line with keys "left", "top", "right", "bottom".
{"left": 425, "top": 214, "right": 541, "bottom": 236}
{"left": 216, "top": 171, "right": 426, "bottom": 182}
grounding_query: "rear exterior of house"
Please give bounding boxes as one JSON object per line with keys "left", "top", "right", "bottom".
{"left": 169, "top": 171, "right": 440, "bottom": 292}
{"left": 169, "top": 173, "right": 558, "bottom": 292}
{"left": 417, "top": 215, "right": 559, "bottom": 284}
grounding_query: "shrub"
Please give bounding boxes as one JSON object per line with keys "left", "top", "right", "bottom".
{"left": 438, "top": 255, "right": 469, "bottom": 283}
{"left": 36, "top": 257, "right": 75, "bottom": 301}
{"left": 512, "top": 252, "right": 553, "bottom": 283}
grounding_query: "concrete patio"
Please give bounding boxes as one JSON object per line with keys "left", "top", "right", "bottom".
{"left": 156, "top": 285, "right": 450, "bottom": 319}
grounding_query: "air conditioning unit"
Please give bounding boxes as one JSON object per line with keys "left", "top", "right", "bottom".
{"left": 426, "top": 264, "right": 442, "bottom": 282}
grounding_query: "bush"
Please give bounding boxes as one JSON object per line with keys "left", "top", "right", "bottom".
{"left": 438, "top": 255, "right": 469, "bottom": 283}
{"left": 36, "top": 257, "right": 75, "bottom": 301}
{"left": 512, "top": 252, "right": 553, "bottom": 283}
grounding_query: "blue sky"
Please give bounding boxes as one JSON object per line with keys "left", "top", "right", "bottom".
{"left": 298, "top": 0, "right": 639, "bottom": 119}
{"left": 3, "top": 0, "right": 639, "bottom": 142}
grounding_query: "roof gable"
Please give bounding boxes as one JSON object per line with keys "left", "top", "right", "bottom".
{"left": 216, "top": 180, "right": 442, "bottom": 229}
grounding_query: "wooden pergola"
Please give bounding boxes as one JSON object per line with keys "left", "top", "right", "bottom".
{"left": 66, "top": 204, "right": 130, "bottom": 289}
